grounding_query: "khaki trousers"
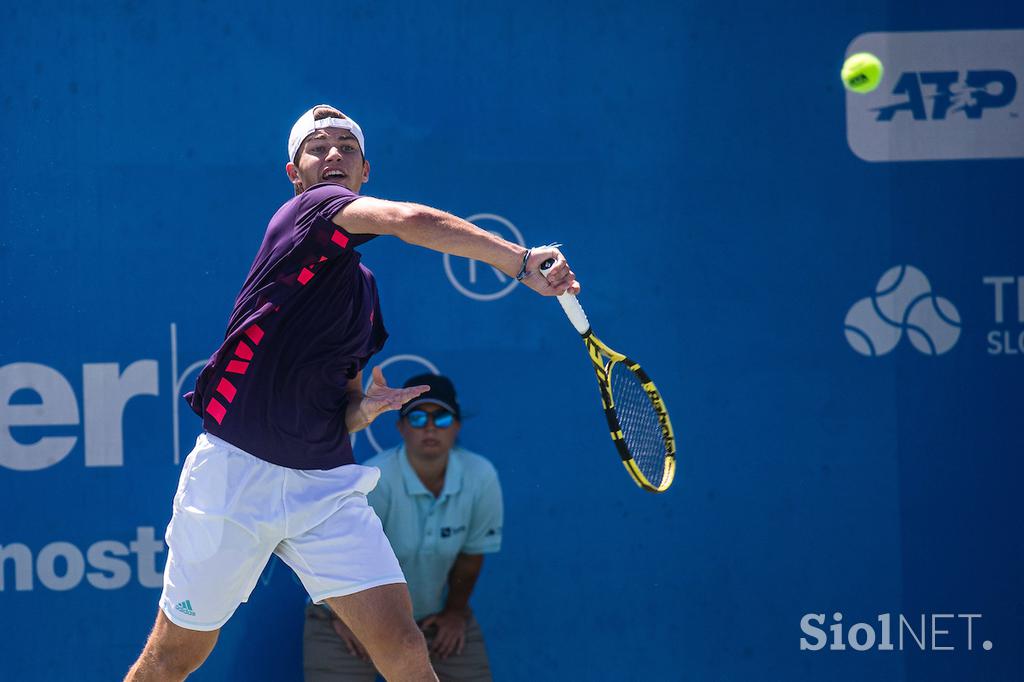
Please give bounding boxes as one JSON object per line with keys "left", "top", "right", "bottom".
{"left": 303, "top": 603, "right": 493, "bottom": 682}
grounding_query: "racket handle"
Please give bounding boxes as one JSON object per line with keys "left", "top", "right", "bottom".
{"left": 539, "top": 257, "right": 591, "bottom": 336}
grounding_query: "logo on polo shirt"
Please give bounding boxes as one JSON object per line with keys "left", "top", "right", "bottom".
{"left": 440, "top": 525, "right": 466, "bottom": 538}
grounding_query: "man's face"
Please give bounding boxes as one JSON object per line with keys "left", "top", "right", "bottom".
{"left": 286, "top": 128, "right": 369, "bottom": 193}
{"left": 397, "top": 403, "right": 460, "bottom": 462}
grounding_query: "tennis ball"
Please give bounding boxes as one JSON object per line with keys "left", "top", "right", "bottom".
{"left": 905, "top": 295, "right": 961, "bottom": 355}
{"left": 841, "top": 52, "right": 884, "bottom": 93}
{"left": 844, "top": 297, "right": 901, "bottom": 357}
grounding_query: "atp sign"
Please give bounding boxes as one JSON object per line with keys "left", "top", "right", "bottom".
{"left": 875, "top": 70, "right": 1016, "bottom": 121}
{"left": 845, "top": 30, "right": 1024, "bottom": 161}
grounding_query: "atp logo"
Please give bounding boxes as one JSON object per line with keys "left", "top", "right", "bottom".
{"left": 844, "top": 266, "right": 961, "bottom": 357}
{"left": 875, "top": 70, "right": 1017, "bottom": 121}
{"left": 844, "top": 29, "right": 1024, "bottom": 161}
{"left": 443, "top": 214, "right": 525, "bottom": 301}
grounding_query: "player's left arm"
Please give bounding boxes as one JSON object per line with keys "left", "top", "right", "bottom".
{"left": 344, "top": 367, "right": 429, "bottom": 433}
{"left": 419, "top": 553, "right": 485, "bottom": 659}
{"left": 333, "top": 197, "right": 580, "bottom": 296}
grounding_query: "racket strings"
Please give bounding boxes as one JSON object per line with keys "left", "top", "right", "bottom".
{"left": 609, "top": 363, "right": 667, "bottom": 485}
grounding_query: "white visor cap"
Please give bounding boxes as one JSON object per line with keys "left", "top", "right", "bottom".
{"left": 288, "top": 105, "right": 365, "bottom": 162}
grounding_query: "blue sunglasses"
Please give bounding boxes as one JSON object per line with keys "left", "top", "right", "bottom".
{"left": 405, "top": 409, "right": 455, "bottom": 429}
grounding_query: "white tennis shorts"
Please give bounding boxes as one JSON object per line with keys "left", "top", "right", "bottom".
{"left": 159, "top": 433, "right": 405, "bottom": 631}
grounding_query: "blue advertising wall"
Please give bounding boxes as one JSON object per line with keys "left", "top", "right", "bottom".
{"left": 2, "top": 2, "right": 1023, "bottom": 680}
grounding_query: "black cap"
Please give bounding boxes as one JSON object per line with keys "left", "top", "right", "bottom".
{"left": 400, "top": 374, "right": 461, "bottom": 420}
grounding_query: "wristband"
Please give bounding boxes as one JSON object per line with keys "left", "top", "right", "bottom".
{"left": 515, "top": 247, "right": 532, "bottom": 281}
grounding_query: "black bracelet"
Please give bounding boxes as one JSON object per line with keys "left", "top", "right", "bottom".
{"left": 515, "top": 247, "right": 532, "bottom": 281}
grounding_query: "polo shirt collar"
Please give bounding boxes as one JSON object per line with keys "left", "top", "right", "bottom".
{"left": 398, "top": 445, "right": 464, "bottom": 498}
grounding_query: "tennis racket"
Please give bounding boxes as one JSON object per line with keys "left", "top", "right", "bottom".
{"left": 540, "top": 259, "right": 676, "bottom": 492}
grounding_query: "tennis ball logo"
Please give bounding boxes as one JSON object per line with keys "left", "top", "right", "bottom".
{"left": 905, "top": 295, "right": 961, "bottom": 355}
{"left": 844, "top": 265, "right": 961, "bottom": 357}
{"left": 844, "top": 298, "right": 900, "bottom": 356}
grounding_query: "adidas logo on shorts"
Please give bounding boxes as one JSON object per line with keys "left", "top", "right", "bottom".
{"left": 174, "top": 600, "right": 196, "bottom": 617}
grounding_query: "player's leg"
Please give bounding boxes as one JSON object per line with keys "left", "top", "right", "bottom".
{"left": 278, "top": 464, "right": 434, "bottom": 681}
{"left": 324, "top": 584, "right": 435, "bottom": 682}
{"left": 303, "top": 603, "right": 379, "bottom": 682}
{"left": 127, "top": 434, "right": 280, "bottom": 678}
{"left": 124, "top": 611, "right": 219, "bottom": 681}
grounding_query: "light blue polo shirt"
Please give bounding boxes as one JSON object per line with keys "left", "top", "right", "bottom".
{"left": 364, "top": 444, "right": 503, "bottom": 621}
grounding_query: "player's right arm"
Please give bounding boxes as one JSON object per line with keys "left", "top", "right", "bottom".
{"left": 334, "top": 197, "right": 580, "bottom": 296}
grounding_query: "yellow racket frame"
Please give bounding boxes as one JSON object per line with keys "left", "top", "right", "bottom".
{"left": 539, "top": 256, "right": 676, "bottom": 493}
{"left": 583, "top": 331, "right": 676, "bottom": 493}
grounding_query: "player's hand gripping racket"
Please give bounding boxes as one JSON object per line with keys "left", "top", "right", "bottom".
{"left": 540, "top": 259, "right": 676, "bottom": 492}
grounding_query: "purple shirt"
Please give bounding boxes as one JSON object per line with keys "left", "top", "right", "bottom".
{"left": 186, "top": 183, "right": 387, "bottom": 469}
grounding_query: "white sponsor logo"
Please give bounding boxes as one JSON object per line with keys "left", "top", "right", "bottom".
{"left": 0, "top": 324, "right": 208, "bottom": 470}
{"left": 844, "top": 265, "right": 960, "bottom": 356}
{"left": 0, "top": 526, "right": 164, "bottom": 592}
{"left": 800, "top": 612, "right": 991, "bottom": 652}
{"left": 845, "top": 30, "right": 1024, "bottom": 161}
{"left": 0, "top": 360, "right": 159, "bottom": 471}
{"left": 983, "top": 275, "right": 1024, "bottom": 355}
{"left": 443, "top": 214, "right": 525, "bottom": 301}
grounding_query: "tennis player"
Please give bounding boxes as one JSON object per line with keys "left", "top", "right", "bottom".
{"left": 124, "top": 104, "right": 578, "bottom": 682}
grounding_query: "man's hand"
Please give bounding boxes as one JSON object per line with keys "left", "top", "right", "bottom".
{"left": 420, "top": 609, "right": 468, "bottom": 660}
{"left": 331, "top": 616, "right": 371, "bottom": 662}
{"left": 521, "top": 245, "right": 581, "bottom": 297}
{"left": 347, "top": 366, "right": 429, "bottom": 432}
